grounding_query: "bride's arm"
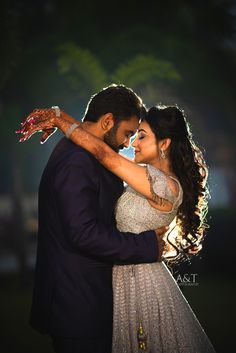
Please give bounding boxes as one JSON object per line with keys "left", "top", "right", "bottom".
{"left": 56, "top": 119, "right": 170, "bottom": 206}
{"left": 18, "top": 111, "right": 171, "bottom": 207}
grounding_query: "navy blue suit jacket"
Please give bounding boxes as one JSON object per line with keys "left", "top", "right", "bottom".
{"left": 30, "top": 137, "right": 158, "bottom": 339}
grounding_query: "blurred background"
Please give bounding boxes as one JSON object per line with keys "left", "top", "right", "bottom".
{"left": 0, "top": 0, "right": 236, "bottom": 352}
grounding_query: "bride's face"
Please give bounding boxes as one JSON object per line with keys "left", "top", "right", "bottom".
{"left": 132, "top": 120, "right": 159, "bottom": 164}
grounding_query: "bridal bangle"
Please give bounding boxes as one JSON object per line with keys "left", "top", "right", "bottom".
{"left": 51, "top": 105, "right": 61, "bottom": 117}
{"left": 66, "top": 123, "right": 80, "bottom": 139}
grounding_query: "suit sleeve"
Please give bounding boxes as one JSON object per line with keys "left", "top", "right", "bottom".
{"left": 53, "top": 151, "right": 158, "bottom": 264}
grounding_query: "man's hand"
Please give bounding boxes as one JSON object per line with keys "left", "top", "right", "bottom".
{"left": 155, "top": 226, "right": 169, "bottom": 261}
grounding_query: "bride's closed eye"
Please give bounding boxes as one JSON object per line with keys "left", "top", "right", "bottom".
{"left": 138, "top": 134, "right": 145, "bottom": 140}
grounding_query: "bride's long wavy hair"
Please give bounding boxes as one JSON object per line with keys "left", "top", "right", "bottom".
{"left": 145, "top": 105, "right": 210, "bottom": 263}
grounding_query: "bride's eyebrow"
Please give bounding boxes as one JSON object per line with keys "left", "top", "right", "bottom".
{"left": 138, "top": 128, "right": 147, "bottom": 133}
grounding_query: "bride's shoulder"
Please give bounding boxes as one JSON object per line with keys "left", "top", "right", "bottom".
{"left": 145, "top": 164, "right": 167, "bottom": 182}
{"left": 146, "top": 164, "right": 182, "bottom": 199}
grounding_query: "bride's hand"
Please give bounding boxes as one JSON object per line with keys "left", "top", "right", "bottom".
{"left": 16, "top": 108, "right": 59, "bottom": 144}
{"left": 155, "top": 226, "right": 169, "bottom": 261}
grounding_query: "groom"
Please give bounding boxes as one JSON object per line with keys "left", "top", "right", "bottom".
{"left": 29, "top": 85, "right": 164, "bottom": 353}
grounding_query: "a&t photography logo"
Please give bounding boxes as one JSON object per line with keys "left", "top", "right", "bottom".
{"left": 175, "top": 273, "right": 199, "bottom": 286}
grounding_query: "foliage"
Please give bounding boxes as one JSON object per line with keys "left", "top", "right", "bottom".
{"left": 112, "top": 54, "right": 181, "bottom": 106}
{"left": 0, "top": 0, "right": 235, "bottom": 195}
{"left": 57, "top": 42, "right": 108, "bottom": 101}
{"left": 112, "top": 54, "right": 181, "bottom": 87}
{"left": 0, "top": 7, "right": 21, "bottom": 89}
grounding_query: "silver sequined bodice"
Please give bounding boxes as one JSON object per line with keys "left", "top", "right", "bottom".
{"left": 115, "top": 184, "right": 176, "bottom": 233}
{"left": 112, "top": 165, "right": 215, "bottom": 353}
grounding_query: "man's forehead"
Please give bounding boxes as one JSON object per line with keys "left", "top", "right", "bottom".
{"left": 120, "top": 117, "right": 139, "bottom": 128}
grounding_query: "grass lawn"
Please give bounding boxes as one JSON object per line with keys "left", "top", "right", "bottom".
{"left": 180, "top": 275, "right": 234, "bottom": 352}
{"left": 0, "top": 274, "right": 53, "bottom": 353}
{"left": 0, "top": 272, "right": 233, "bottom": 353}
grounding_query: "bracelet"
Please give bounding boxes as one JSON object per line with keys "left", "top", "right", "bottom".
{"left": 51, "top": 106, "right": 61, "bottom": 117}
{"left": 65, "top": 123, "right": 80, "bottom": 139}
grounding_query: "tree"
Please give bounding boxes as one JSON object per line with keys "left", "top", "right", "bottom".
{"left": 57, "top": 42, "right": 108, "bottom": 103}
{"left": 112, "top": 54, "right": 181, "bottom": 107}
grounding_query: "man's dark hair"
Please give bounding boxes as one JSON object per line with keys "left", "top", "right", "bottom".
{"left": 83, "top": 84, "right": 146, "bottom": 123}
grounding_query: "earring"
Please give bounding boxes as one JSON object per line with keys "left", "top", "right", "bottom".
{"left": 160, "top": 149, "right": 166, "bottom": 159}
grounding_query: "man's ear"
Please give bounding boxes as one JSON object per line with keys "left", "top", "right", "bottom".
{"left": 100, "top": 113, "right": 115, "bottom": 132}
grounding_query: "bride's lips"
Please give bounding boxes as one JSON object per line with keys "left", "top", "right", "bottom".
{"left": 134, "top": 150, "right": 140, "bottom": 155}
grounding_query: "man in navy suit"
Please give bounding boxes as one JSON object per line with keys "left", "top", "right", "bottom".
{"left": 30, "top": 85, "right": 164, "bottom": 353}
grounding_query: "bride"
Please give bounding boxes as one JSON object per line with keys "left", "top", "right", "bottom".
{"left": 17, "top": 104, "right": 215, "bottom": 352}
